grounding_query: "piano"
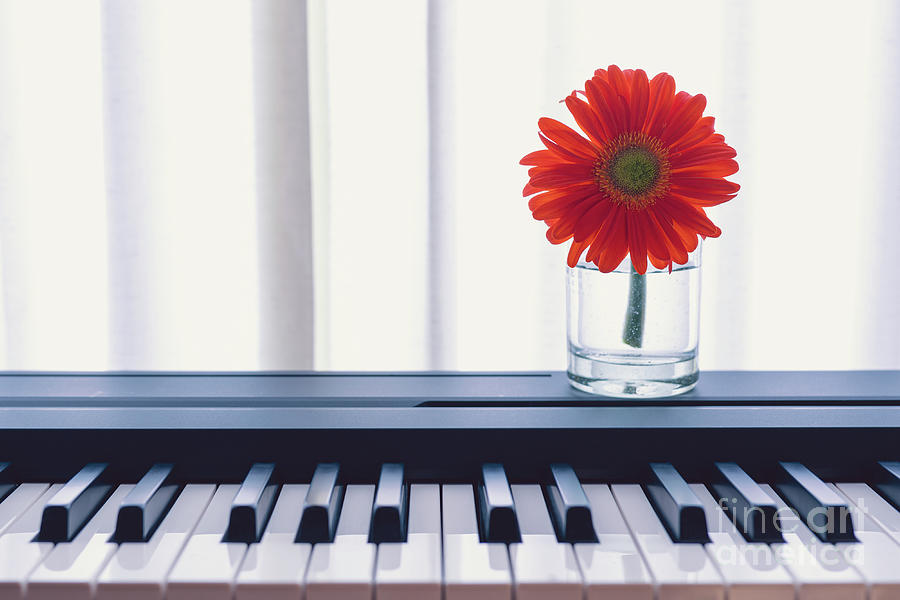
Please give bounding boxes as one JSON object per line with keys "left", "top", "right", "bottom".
{"left": 1, "top": 370, "right": 900, "bottom": 599}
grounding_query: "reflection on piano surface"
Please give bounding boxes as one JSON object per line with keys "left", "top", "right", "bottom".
{"left": 1, "top": 370, "right": 900, "bottom": 599}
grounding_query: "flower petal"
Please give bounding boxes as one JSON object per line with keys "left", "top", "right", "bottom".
{"left": 546, "top": 194, "right": 597, "bottom": 242}
{"left": 607, "top": 65, "right": 632, "bottom": 126}
{"left": 648, "top": 251, "right": 670, "bottom": 271}
{"left": 573, "top": 198, "right": 614, "bottom": 242}
{"left": 647, "top": 207, "right": 689, "bottom": 264}
{"left": 629, "top": 69, "right": 650, "bottom": 132}
{"left": 672, "top": 159, "right": 739, "bottom": 178}
{"left": 564, "top": 95, "right": 610, "bottom": 147}
{"left": 641, "top": 210, "right": 671, "bottom": 267}
{"left": 538, "top": 133, "right": 589, "bottom": 163}
{"left": 589, "top": 76, "right": 628, "bottom": 134}
{"left": 655, "top": 203, "right": 700, "bottom": 252}
{"left": 531, "top": 187, "right": 598, "bottom": 220}
{"left": 661, "top": 195, "right": 722, "bottom": 238}
{"left": 596, "top": 215, "right": 629, "bottom": 273}
{"left": 660, "top": 93, "right": 707, "bottom": 146}
{"left": 672, "top": 218, "right": 701, "bottom": 251}
{"left": 670, "top": 142, "right": 737, "bottom": 168}
{"left": 537, "top": 117, "right": 598, "bottom": 158}
{"left": 669, "top": 191, "right": 737, "bottom": 207}
{"left": 670, "top": 176, "right": 740, "bottom": 195}
{"left": 545, "top": 219, "right": 571, "bottom": 244}
{"left": 626, "top": 210, "right": 648, "bottom": 274}
{"left": 669, "top": 116, "right": 715, "bottom": 153}
{"left": 586, "top": 204, "right": 623, "bottom": 263}
{"left": 566, "top": 234, "right": 595, "bottom": 267}
{"left": 520, "top": 149, "right": 561, "bottom": 166}
{"left": 644, "top": 72, "right": 676, "bottom": 137}
{"left": 527, "top": 163, "right": 594, "bottom": 191}
{"left": 583, "top": 78, "right": 618, "bottom": 139}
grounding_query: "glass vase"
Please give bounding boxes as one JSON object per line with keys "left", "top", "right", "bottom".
{"left": 566, "top": 244, "right": 702, "bottom": 398}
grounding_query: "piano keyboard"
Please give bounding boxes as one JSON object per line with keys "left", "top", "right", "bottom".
{"left": 2, "top": 460, "right": 900, "bottom": 599}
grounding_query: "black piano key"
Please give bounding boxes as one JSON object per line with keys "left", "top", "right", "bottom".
{"left": 645, "top": 462, "right": 709, "bottom": 543}
{"left": 776, "top": 462, "right": 857, "bottom": 542}
{"left": 225, "top": 463, "right": 278, "bottom": 543}
{"left": 874, "top": 462, "right": 900, "bottom": 511}
{"left": 0, "top": 463, "right": 13, "bottom": 503}
{"left": 297, "top": 463, "right": 344, "bottom": 543}
{"left": 478, "top": 463, "right": 521, "bottom": 543}
{"left": 113, "top": 463, "right": 178, "bottom": 542}
{"left": 37, "top": 463, "right": 111, "bottom": 542}
{"left": 711, "top": 462, "right": 782, "bottom": 543}
{"left": 369, "top": 463, "right": 408, "bottom": 543}
{"left": 546, "top": 463, "right": 595, "bottom": 542}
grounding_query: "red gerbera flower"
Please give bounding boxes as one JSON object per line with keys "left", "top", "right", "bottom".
{"left": 521, "top": 65, "right": 739, "bottom": 274}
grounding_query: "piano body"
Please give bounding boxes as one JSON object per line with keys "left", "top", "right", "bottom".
{"left": 1, "top": 370, "right": 900, "bottom": 599}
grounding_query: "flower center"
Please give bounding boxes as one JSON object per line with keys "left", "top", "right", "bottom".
{"left": 594, "top": 132, "right": 670, "bottom": 210}
{"left": 609, "top": 147, "right": 659, "bottom": 195}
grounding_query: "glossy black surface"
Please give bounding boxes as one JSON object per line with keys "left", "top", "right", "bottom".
{"left": 478, "top": 463, "right": 520, "bottom": 543}
{"left": 775, "top": 462, "right": 857, "bottom": 543}
{"left": 369, "top": 463, "right": 407, "bottom": 543}
{"left": 37, "top": 463, "right": 111, "bottom": 542}
{"left": 0, "top": 372, "right": 899, "bottom": 487}
{"left": 2, "top": 371, "right": 900, "bottom": 432}
{"left": 546, "top": 463, "right": 595, "bottom": 542}
{"left": 646, "top": 462, "right": 709, "bottom": 543}
{"left": 225, "top": 463, "right": 278, "bottom": 543}
{"left": 875, "top": 462, "right": 900, "bottom": 512}
{"left": 712, "top": 462, "right": 782, "bottom": 543}
{"left": 297, "top": 463, "right": 344, "bottom": 543}
{"left": 0, "top": 463, "right": 11, "bottom": 503}
{"left": 114, "top": 463, "right": 178, "bottom": 542}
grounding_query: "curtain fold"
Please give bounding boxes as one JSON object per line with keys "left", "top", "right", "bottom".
{"left": 251, "top": 0, "right": 315, "bottom": 370}
{"left": 314, "top": 0, "right": 900, "bottom": 371}
{"left": 0, "top": 0, "right": 314, "bottom": 370}
{"left": 309, "top": 0, "right": 431, "bottom": 370}
{"left": 0, "top": 0, "right": 108, "bottom": 369}
{"left": 1, "top": 0, "right": 898, "bottom": 372}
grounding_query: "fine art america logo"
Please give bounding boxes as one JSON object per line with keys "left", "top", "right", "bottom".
{"left": 711, "top": 496, "right": 865, "bottom": 567}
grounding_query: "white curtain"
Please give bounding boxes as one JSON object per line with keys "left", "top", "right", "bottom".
{"left": 0, "top": 0, "right": 313, "bottom": 370}
{"left": 1, "top": 0, "right": 899, "bottom": 372}
{"left": 316, "top": 0, "right": 900, "bottom": 371}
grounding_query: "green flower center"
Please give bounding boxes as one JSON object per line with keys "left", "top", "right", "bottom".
{"left": 609, "top": 146, "right": 660, "bottom": 195}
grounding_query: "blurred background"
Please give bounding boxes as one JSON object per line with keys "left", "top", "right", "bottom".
{"left": 0, "top": 0, "right": 897, "bottom": 372}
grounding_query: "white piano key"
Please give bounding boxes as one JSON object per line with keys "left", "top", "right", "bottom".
{"left": 235, "top": 484, "right": 311, "bottom": 600}
{"left": 829, "top": 483, "right": 900, "bottom": 598}
{"left": 508, "top": 484, "right": 582, "bottom": 600}
{"left": 95, "top": 484, "right": 216, "bottom": 600}
{"left": 690, "top": 483, "right": 794, "bottom": 600}
{"left": 611, "top": 484, "right": 724, "bottom": 600}
{"left": 306, "top": 484, "right": 377, "bottom": 600}
{"left": 374, "top": 484, "right": 441, "bottom": 600}
{"left": 760, "top": 483, "right": 865, "bottom": 600}
{"left": 577, "top": 484, "right": 654, "bottom": 600}
{"left": 442, "top": 484, "right": 512, "bottom": 600}
{"left": 26, "top": 484, "right": 132, "bottom": 600}
{"left": 166, "top": 484, "right": 245, "bottom": 600}
{"left": 0, "top": 484, "right": 61, "bottom": 599}
{"left": 0, "top": 484, "right": 48, "bottom": 536}
{"left": 836, "top": 482, "right": 900, "bottom": 544}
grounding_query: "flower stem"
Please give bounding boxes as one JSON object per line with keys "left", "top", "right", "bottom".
{"left": 622, "top": 265, "right": 646, "bottom": 348}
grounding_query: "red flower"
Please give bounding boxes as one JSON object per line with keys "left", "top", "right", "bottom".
{"left": 521, "top": 65, "right": 739, "bottom": 274}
